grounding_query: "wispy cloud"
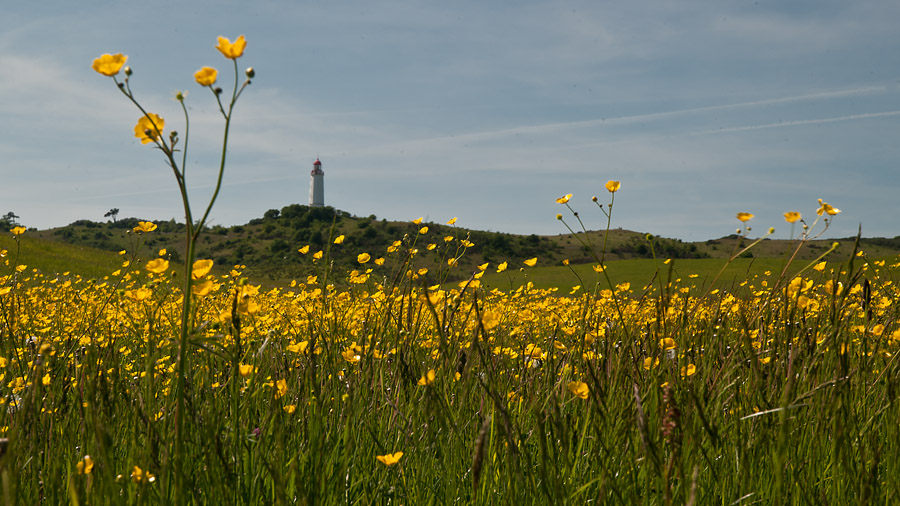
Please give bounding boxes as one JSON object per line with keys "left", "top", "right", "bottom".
{"left": 696, "top": 110, "right": 900, "bottom": 135}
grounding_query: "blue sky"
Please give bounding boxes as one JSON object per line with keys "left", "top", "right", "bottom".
{"left": 3, "top": 0, "right": 899, "bottom": 240}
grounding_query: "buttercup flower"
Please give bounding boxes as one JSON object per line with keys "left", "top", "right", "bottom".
{"left": 417, "top": 369, "right": 436, "bottom": 386}
{"left": 134, "top": 114, "right": 165, "bottom": 144}
{"left": 523, "top": 257, "right": 537, "bottom": 267}
{"left": 216, "top": 35, "right": 247, "bottom": 59}
{"left": 816, "top": 199, "right": 841, "bottom": 216}
{"left": 145, "top": 258, "right": 169, "bottom": 274}
{"left": 194, "top": 66, "right": 218, "bottom": 87}
{"left": 10, "top": 227, "right": 26, "bottom": 236}
{"left": 736, "top": 212, "right": 754, "bottom": 222}
{"left": 481, "top": 310, "right": 501, "bottom": 330}
{"left": 568, "top": 381, "right": 589, "bottom": 399}
{"left": 92, "top": 53, "right": 127, "bottom": 76}
{"left": 76, "top": 455, "right": 94, "bottom": 474}
{"left": 192, "top": 259, "right": 214, "bottom": 280}
{"left": 376, "top": 452, "right": 403, "bottom": 466}
{"left": 556, "top": 194, "right": 572, "bottom": 204}
{"left": 784, "top": 211, "right": 801, "bottom": 224}
{"left": 133, "top": 221, "right": 157, "bottom": 233}
{"left": 605, "top": 180, "right": 621, "bottom": 193}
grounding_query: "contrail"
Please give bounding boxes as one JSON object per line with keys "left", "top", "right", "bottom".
{"left": 385, "top": 85, "right": 888, "bottom": 148}
{"left": 698, "top": 110, "right": 900, "bottom": 134}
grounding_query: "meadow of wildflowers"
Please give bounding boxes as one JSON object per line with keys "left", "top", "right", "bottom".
{"left": 0, "top": 35, "right": 898, "bottom": 506}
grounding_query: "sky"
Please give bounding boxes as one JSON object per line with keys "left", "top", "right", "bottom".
{"left": 2, "top": 0, "right": 899, "bottom": 241}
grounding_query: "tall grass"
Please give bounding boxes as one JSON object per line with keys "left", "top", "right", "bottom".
{"left": 1, "top": 200, "right": 899, "bottom": 503}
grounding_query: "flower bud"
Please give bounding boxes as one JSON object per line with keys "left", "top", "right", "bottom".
{"left": 118, "top": 82, "right": 125, "bottom": 89}
{"left": 175, "top": 91, "right": 185, "bottom": 101}
{"left": 591, "top": 196, "right": 598, "bottom": 202}
{"left": 214, "top": 87, "right": 223, "bottom": 95}
{"left": 245, "top": 67, "right": 255, "bottom": 78}
{"left": 124, "top": 66, "right": 132, "bottom": 76}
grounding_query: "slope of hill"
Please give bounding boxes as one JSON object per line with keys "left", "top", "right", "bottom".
{"left": 14, "top": 203, "right": 900, "bottom": 284}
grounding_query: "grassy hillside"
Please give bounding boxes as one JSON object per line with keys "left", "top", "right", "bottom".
{"left": 0, "top": 234, "right": 124, "bottom": 280}
{"left": 11, "top": 203, "right": 900, "bottom": 286}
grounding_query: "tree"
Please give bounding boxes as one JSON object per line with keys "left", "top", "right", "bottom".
{"left": 0, "top": 212, "right": 20, "bottom": 229}
{"left": 104, "top": 208, "right": 120, "bottom": 223}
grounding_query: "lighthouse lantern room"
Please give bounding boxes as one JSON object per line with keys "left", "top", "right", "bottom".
{"left": 309, "top": 158, "right": 324, "bottom": 207}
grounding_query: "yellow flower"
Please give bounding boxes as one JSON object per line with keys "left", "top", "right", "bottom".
{"left": 736, "top": 212, "right": 754, "bottom": 222}
{"left": 816, "top": 199, "right": 841, "bottom": 216}
{"left": 481, "top": 310, "right": 501, "bottom": 330}
{"left": 133, "top": 221, "right": 157, "bottom": 233}
{"left": 417, "top": 369, "right": 436, "bottom": 386}
{"left": 145, "top": 258, "right": 169, "bottom": 274}
{"left": 446, "top": 217, "right": 457, "bottom": 225}
{"left": 194, "top": 66, "right": 218, "bottom": 86}
{"left": 216, "top": 35, "right": 247, "bottom": 59}
{"left": 419, "top": 226, "right": 429, "bottom": 234}
{"left": 312, "top": 250, "right": 323, "bottom": 260}
{"left": 567, "top": 381, "right": 589, "bottom": 399}
{"left": 342, "top": 348, "right": 361, "bottom": 364}
{"left": 91, "top": 53, "right": 127, "bottom": 76}
{"left": 523, "top": 257, "right": 537, "bottom": 267}
{"left": 680, "top": 364, "right": 697, "bottom": 377}
{"left": 357, "top": 252, "right": 371, "bottom": 264}
{"left": 287, "top": 341, "right": 309, "bottom": 354}
{"left": 134, "top": 113, "right": 165, "bottom": 144}
{"left": 76, "top": 455, "right": 94, "bottom": 474}
{"left": 131, "top": 465, "right": 155, "bottom": 483}
{"left": 275, "top": 378, "right": 288, "bottom": 398}
{"left": 784, "top": 211, "right": 801, "bottom": 223}
{"left": 192, "top": 259, "right": 214, "bottom": 280}
{"left": 496, "top": 261, "right": 508, "bottom": 273}
{"left": 605, "top": 180, "right": 621, "bottom": 193}
{"left": 813, "top": 261, "right": 826, "bottom": 272}
{"left": 10, "top": 227, "right": 25, "bottom": 236}
{"left": 659, "top": 337, "right": 676, "bottom": 350}
{"left": 192, "top": 279, "right": 215, "bottom": 296}
{"left": 334, "top": 235, "right": 345, "bottom": 244}
{"left": 239, "top": 364, "right": 256, "bottom": 377}
{"left": 298, "top": 245, "right": 310, "bottom": 254}
{"left": 412, "top": 217, "right": 423, "bottom": 225}
{"left": 556, "top": 193, "right": 572, "bottom": 204}
{"left": 376, "top": 452, "right": 404, "bottom": 466}
{"left": 125, "top": 287, "right": 152, "bottom": 302}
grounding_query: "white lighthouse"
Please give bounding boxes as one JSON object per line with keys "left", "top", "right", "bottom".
{"left": 309, "top": 158, "right": 324, "bottom": 207}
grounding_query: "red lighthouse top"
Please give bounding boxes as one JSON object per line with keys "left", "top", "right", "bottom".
{"left": 311, "top": 158, "right": 324, "bottom": 176}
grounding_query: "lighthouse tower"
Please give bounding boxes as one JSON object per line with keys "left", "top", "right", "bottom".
{"left": 309, "top": 158, "right": 324, "bottom": 207}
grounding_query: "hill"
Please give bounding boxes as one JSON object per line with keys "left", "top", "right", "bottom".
{"left": 11, "top": 204, "right": 900, "bottom": 285}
